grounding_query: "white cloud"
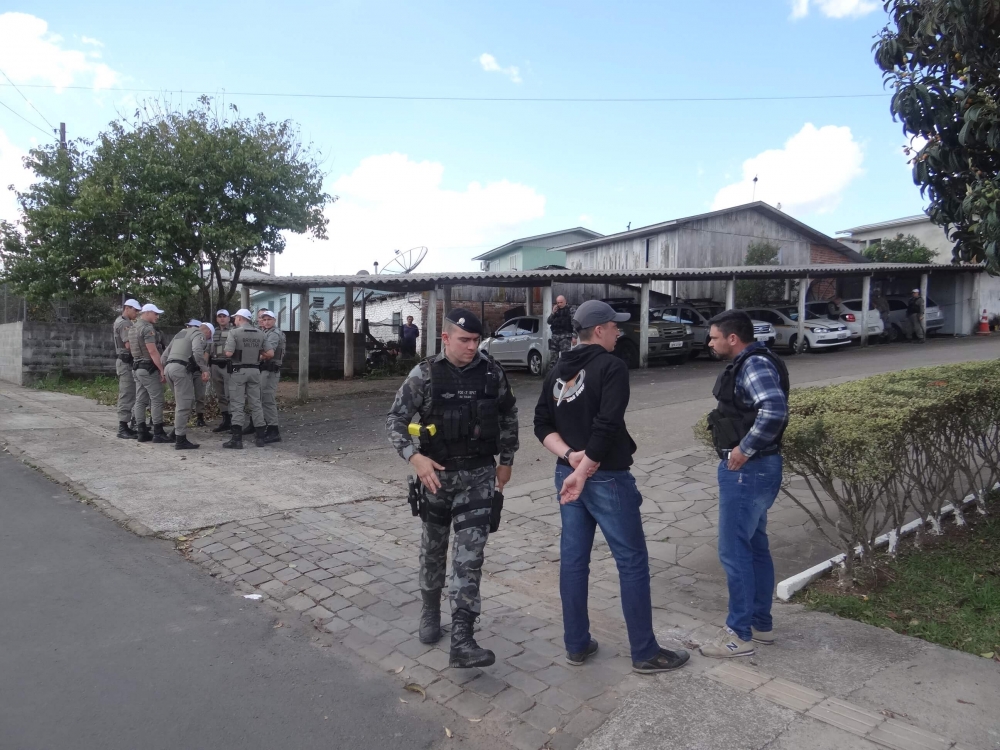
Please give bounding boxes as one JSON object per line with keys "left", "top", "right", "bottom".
{"left": 711, "top": 123, "right": 864, "bottom": 215}
{"left": 0, "top": 128, "right": 31, "bottom": 225}
{"left": 578, "top": 214, "right": 593, "bottom": 224}
{"left": 280, "top": 153, "right": 546, "bottom": 274}
{"left": 80, "top": 36, "right": 103, "bottom": 47}
{"left": 478, "top": 53, "right": 522, "bottom": 84}
{"left": 790, "top": 0, "right": 878, "bottom": 19}
{"left": 0, "top": 13, "right": 119, "bottom": 90}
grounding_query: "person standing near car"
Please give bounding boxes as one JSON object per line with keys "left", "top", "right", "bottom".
{"left": 547, "top": 295, "right": 574, "bottom": 357}
{"left": 533, "top": 299, "right": 690, "bottom": 675}
{"left": 703, "top": 310, "right": 789, "bottom": 659}
{"left": 907, "top": 288, "right": 926, "bottom": 344}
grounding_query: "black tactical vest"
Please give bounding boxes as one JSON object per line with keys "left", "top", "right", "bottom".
{"left": 423, "top": 355, "right": 503, "bottom": 464}
{"left": 707, "top": 347, "right": 789, "bottom": 452}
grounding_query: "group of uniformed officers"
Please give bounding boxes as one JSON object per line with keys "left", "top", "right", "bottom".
{"left": 112, "top": 300, "right": 287, "bottom": 450}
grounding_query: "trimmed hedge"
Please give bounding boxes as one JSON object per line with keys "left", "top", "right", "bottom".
{"left": 698, "top": 359, "right": 1000, "bottom": 578}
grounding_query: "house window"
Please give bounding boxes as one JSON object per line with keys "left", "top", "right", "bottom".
{"left": 392, "top": 312, "right": 401, "bottom": 327}
{"left": 312, "top": 296, "right": 324, "bottom": 309}
{"left": 509, "top": 252, "right": 521, "bottom": 271}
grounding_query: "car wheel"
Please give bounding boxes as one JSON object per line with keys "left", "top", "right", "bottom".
{"left": 528, "top": 350, "right": 543, "bottom": 376}
{"left": 786, "top": 335, "right": 798, "bottom": 355}
{"left": 614, "top": 340, "right": 640, "bottom": 369}
{"left": 888, "top": 324, "right": 902, "bottom": 343}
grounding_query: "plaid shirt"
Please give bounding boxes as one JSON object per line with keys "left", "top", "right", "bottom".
{"left": 733, "top": 342, "right": 789, "bottom": 457}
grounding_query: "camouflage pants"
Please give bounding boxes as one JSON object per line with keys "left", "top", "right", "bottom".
{"left": 552, "top": 332, "right": 574, "bottom": 354}
{"left": 419, "top": 464, "right": 495, "bottom": 615}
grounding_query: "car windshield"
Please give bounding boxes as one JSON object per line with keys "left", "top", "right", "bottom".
{"left": 775, "top": 307, "right": 824, "bottom": 321}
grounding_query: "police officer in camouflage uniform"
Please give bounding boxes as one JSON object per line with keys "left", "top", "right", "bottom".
{"left": 128, "top": 303, "right": 171, "bottom": 444}
{"left": 162, "top": 323, "right": 211, "bottom": 450}
{"left": 185, "top": 319, "right": 209, "bottom": 427}
{"left": 222, "top": 308, "right": 271, "bottom": 449}
{"left": 211, "top": 310, "right": 234, "bottom": 433}
{"left": 258, "top": 309, "right": 286, "bottom": 443}
{"left": 386, "top": 309, "right": 519, "bottom": 669}
{"left": 113, "top": 299, "right": 142, "bottom": 439}
{"left": 548, "top": 295, "right": 575, "bottom": 357}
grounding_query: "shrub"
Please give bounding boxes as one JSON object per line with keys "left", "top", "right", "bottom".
{"left": 696, "top": 359, "right": 1000, "bottom": 582}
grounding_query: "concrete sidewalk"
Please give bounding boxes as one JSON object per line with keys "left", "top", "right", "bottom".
{"left": 2, "top": 380, "right": 997, "bottom": 750}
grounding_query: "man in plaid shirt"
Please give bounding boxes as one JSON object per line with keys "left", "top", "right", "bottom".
{"left": 701, "top": 310, "right": 789, "bottom": 659}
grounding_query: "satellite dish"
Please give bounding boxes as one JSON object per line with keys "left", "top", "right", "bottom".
{"left": 378, "top": 246, "right": 428, "bottom": 274}
{"left": 356, "top": 269, "right": 370, "bottom": 276}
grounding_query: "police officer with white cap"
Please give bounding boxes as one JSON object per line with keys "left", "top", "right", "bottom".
{"left": 127, "top": 303, "right": 171, "bottom": 444}
{"left": 257, "top": 309, "right": 286, "bottom": 443}
{"left": 186, "top": 319, "right": 210, "bottom": 426}
{"left": 222, "top": 308, "right": 272, "bottom": 448}
{"left": 162, "top": 320, "right": 210, "bottom": 449}
{"left": 210, "top": 309, "right": 233, "bottom": 432}
{"left": 113, "top": 299, "right": 142, "bottom": 439}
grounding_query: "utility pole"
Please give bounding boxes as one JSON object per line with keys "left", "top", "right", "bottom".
{"left": 59, "top": 123, "right": 66, "bottom": 150}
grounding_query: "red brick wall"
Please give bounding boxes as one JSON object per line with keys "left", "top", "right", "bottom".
{"left": 809, "top": 244, "right": 842, "bottom": 300}
{"left": 420, "top": 297, "right": 521, "bottom": 339}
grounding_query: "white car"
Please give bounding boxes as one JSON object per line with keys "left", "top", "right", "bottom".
{"left": 479, "top": 315, "right": 547, "bottom": 375}
{"left": 742, "top": 306, "right": 852, "bottom": 353}
{"left": 806, "top": 302, "right": 885, "bottom": 341}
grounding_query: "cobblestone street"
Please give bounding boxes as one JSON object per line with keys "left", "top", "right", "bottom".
{"left": 182, "top": 446, "right": 835, "bottom": 750}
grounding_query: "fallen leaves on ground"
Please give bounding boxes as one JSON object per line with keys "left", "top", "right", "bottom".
{"left": 403, "top": 683, "right": 426, "bottom": 699}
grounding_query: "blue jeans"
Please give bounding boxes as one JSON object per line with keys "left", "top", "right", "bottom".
{"left": 556, "top": 465, "right": 659, "bottom": 663}
{"left": 717, "top": 453, "right": 783, "bottom": 641}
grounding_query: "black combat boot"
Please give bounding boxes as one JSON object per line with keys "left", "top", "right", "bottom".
{"left": 117, "top": 421, "right": 138, "bottom": 439}
{"left": 254, "top": 426, "right": 267, "bottom": 447}
{"left": 243, "top": 417, "right": 256, "bottom": 435}
{"left": 264, "top": 425, "right": 282, "bottom": 443}
{"left": 175, "top": 433, "right": 200, "bottom": 450}
{"left": 449, "top": 609, "right": 495, "bottom": 668}
{"left": 222, "top": 424, "right": 243, "bottom": 449}
{"left": 195, "top": 413, "right": 206, "bottom": 427}
{"left": 152, "top": 423, "right": 170, "bottom": 444}
{"left": 136, "top": 423, "right": 152, "bottom": 443}
{"left": 212, "top": 412, "right": 231, "bottom": 433}
{"left": 418, "top": 590, "right": 442, "bottom": 644}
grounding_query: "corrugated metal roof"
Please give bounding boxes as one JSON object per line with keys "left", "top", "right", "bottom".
{"left": 234, "top": 262, "right": 982, "bottom": 291}
{"left": 838, "top": 215, "right": 931, "bottom": 235}
{"left": 470, "top": 227, "right": 603, "bottom": 261}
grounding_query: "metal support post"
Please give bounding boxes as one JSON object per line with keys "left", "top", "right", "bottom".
{"left": 860, "top": 275, "right": 872, "bottom": 347}
{"left": 298, "top": 291, "right": 311, "bottom": 397}
{"left": 426, "top": 288, "right": 438, "bottom": 357}
{"left": 784, "top": 279, "right": 792, "bottom": 301}
{"left": 797, "top": 277, "right": 808, "bottom": 353}
{"left": 725, "top": 277, "right": 736, "bottom": 310}
{"left": 639, "top": 281, "right": 650, "bottom": 368}
{"left": 343, "top": 285, "right": 354, "bottom": 380}
{"left": 442, "top": 286, "right": 452, "bottom": 316}
{"left": 541, "top": 286, "right": 552, "bottom": 371}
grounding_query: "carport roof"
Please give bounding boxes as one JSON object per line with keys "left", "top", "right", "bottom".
{"left": 234, "top": 262, "right": 982, "bottom": 292}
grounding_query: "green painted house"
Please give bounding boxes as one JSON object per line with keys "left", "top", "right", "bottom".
{"left": 472, "top": 227, "right": 602, "bottom": 271}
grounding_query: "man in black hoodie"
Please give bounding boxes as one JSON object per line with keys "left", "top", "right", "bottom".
{"left": 533, "top": 300, "right": 690, "bottom": 675}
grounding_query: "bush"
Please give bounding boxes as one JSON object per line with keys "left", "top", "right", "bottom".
{"left": 696, "top": 360, "right": 1000, "bottom": 581}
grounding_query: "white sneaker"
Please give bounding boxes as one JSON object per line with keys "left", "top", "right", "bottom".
{"left": 752, "top": 627, "right": 775, "bottom": 645}
{"left": 699, "top": 627, "right": 755, "bottom": 659}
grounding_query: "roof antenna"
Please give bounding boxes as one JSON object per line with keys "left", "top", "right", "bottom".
{"left": 627, "top": 222, "right": 631, "bottom": 231}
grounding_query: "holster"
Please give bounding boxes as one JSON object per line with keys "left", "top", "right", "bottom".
{"left": 407, "top": 475, "right": 424, "bottom": 518}
{"left": 118, "top": 352, "right": 134, "bottom": 365}
{"left": 489, "top": 490, "right": 504, "bottom": 533}
{"left": 706, "top": 409, "right": 743, "bottom": 453}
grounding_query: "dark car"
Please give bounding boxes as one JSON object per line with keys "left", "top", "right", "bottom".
{"left": 600, "top": 298, "right": 694, "bottom": 368}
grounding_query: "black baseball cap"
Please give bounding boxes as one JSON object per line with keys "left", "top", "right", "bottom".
{"left": 445, "top": 308, "right": 483, "bottom": 335}
{"left": 573, "top": 300, "right": 630, "bottom": 328}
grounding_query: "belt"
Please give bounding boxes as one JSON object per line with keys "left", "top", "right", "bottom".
{"left": 132, "top": 360, "right": 156, "bottom": 371}
{"left": 167, "top": 359, "right": 190, "bottom": 367}
{"left": 718, "top": 446, "right": 780, "bottom": 461}
{"left": 440, "top": 455, "right": 495, "bottom": 472}
{"left": 231, "top": 363, "right": 260, "bottom": 371}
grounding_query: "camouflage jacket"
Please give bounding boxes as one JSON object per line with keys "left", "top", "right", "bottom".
{"left": 386, "top": 351, "right": 519, "bottom": 466}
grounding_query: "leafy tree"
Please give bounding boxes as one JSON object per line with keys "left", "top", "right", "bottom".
{"left": 862, "top": 233, "right": 935, "bottom": 264}
{"left": 1, "top": 97, "right": 333, "bottom": 320}
{"left": 875, "top": 1, "right": 1000, "bottom": 268}
{"left": 736, "top": 240, "right": 785, "bottom": 307}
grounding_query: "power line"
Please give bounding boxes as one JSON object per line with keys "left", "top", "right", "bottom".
{"left": 0, "top": 82, "right": 890, "bottom": 104}
{"left": 0, "top": 67, "right": 57, "bottom": 131}
{"left": 0, "top": 97, "right": 57, "bottom": 139}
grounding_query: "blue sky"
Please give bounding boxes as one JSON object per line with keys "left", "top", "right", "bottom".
{"left": 0, "top": 1, "right": 925, "bottom": 274}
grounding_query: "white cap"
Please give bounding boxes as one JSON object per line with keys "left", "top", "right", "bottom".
{"left": 186, "top": 319, "right": 202, "bottom": 327}
{"left": 141, "top": 303, "right": 164, "bottom": 314}
{"left": 201, "top": 322, "right": 215, "bottom": 337}
{"left": 124, "top": 299, "right": 142, "bottom": 310}
{"left": 234, "top": 308, "right": 253, "bottom": 319}
{"left": 216, "top": 309, "right": 230, "bottom": 317}
{"left": 912, "top": 288, "right": 920, "bottom": 293}
{"left": 258, "top": 309, "right": 275, "bottom": 318}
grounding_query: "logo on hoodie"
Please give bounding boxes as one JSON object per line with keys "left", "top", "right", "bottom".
{"left": 553, "top": 369, "right": 586, "bottom": 406}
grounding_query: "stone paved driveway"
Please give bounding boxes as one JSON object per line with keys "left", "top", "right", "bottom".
{"left": 180, "top": 447, "right": 838, "bottom": 750}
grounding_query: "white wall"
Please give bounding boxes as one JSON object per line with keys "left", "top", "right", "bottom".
{"left": 330, "top": 293, "right": 424, "bottom": 342}
{"left": 843, "top": 218, "right": 953, "bottom": 263}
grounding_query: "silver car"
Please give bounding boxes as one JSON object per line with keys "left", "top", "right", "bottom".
{"left": 479, "top": 316, "right": 548, "bottom": 375}
{"left": 662, "top": 303, "right": 776, "bottom": 359}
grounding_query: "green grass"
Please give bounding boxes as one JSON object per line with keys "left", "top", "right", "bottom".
{"left": 32, "top": 372, "right": 120, "bottom": 407}
{"left": 798, "top": 513, "right": 1000, "bottom": 658}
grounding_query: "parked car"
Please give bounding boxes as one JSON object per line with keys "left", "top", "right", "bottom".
{"left": 667, "top": 302, "right": 776, "bottom": 358}
{"left": 874, "top": 296, "right": 945, "bottom": 341}
{"left": 741, "top": 306, "right": 852, "bottom": 353}
{"left": 479, "top": 315, "right": 548, "bottom": 375}
{"left": 600, "top": 298, "right": 694, "bottom": 368}
{"left": 806, "top": 301, "right": 885, "bottom": 342}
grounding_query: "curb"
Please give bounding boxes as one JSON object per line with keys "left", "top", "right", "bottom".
{"left": 775, "top": 486, "right": 994, "bottom": 601}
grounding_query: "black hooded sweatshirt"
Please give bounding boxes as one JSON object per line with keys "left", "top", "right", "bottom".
{"left": 533, "top": 343, "right": 636, "bottom": 471}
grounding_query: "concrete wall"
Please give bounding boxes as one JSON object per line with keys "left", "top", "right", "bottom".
{"left": 0, "top": 322, "right": 23, "bottom": 385}
{"left": 281, "top": 331, "right": 365, "bottom": 378}
{"left": 842, "top": 219, "right": 953, "bottom": 263}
